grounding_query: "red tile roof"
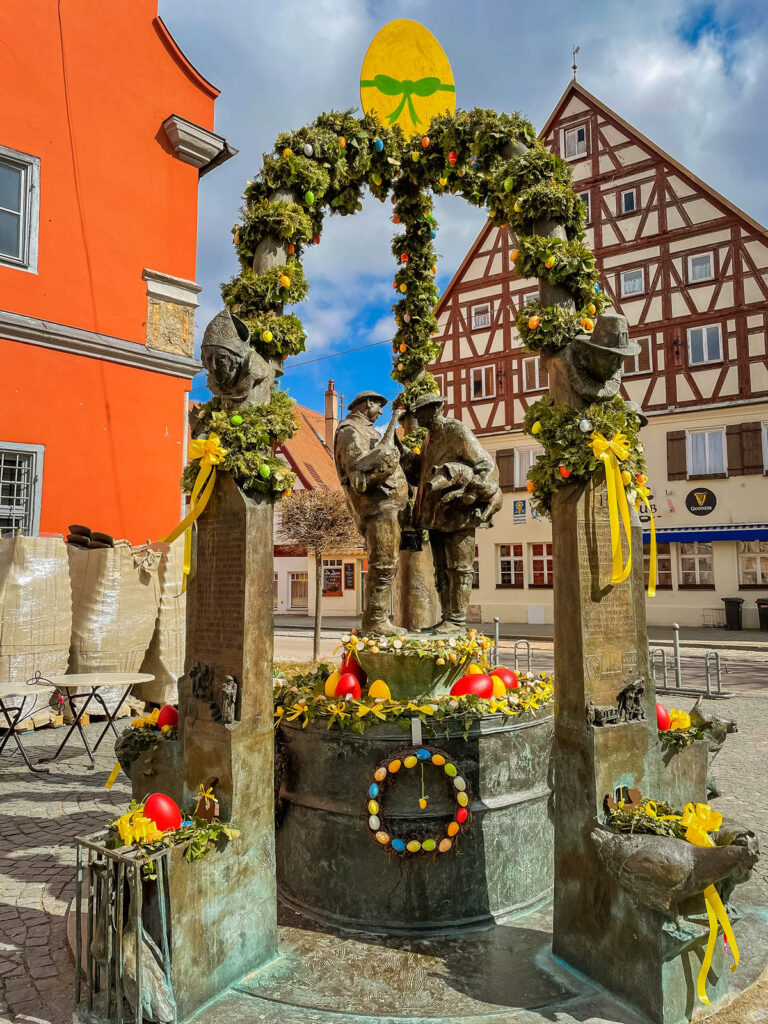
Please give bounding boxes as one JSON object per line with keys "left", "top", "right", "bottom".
{"left": 280, "top": 404, "right": 339, "bottom": 490}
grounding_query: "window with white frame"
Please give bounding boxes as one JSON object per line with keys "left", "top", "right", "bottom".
{"left": 322, "top": 558, "right": 343, "bottom": 596}
{"left": 522, "top": 355, "right": 547, "bottom": 392}
{"left": 644, "top": 542, "right": 672, "bottom": 589}
{"left": 472, "top": 545, "right": 479, "bottom": 588}
{"left": 514, "top": 447, "right": 539, "bottom": 489}
{"left": 0, "top": 442, "right": 44, "bottom": 535}
{"left": 0, "top": 147, "right": 40, "bottom": 272}
{"left": 624, "top": 337, "right": 653, "bottom": 375}
{"left": 688, "top": 252, "right": 714, "bottom": 284}
{"left": 432, "top": 372, "right": 445, "bottom": 393}
{"left": 579, "top": 191, "right": 590, "bottom": 223}
{"left": 471, "top": 365, "right": 495, "bottom": 400}
{"left": 620, "top": 268, "right": 644, "bottom": 297}
{"left": 679, "top": 541, "right": 714, "bottom": 587}
{"left": 529, "top": 543, "right": 553, "bottom": 586}
{"left": 471, "top": 302, "right": 491, "bottom": 330}
{"left": 522, "top": 289, "right": 539, "bottom": 307}
{"left": 289, "top": 571, "right": 308, "bottom": 609}
{"left": 738, "top": 541, "right": 768, "bottom": 586}
{"left": 497, "top": 543, "right": 524, "bottom": 586}
{"left": 687, "top": 428, "right": 726, "bottom": 476}
{"left": 687, "top": 324, "right": 722, "bottom": 365}
{"left": 621, "top": 189, "right": 637, "bottom": 214}
{"left": 564, "top": 125, "right": 587, "bottom": 159}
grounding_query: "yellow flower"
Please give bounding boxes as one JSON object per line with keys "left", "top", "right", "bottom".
{"left": 669, "top": 708, "right": 692, "bottom": 731}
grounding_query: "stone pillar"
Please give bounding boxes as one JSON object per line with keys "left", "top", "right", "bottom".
{"left": 168, "top": 473, "right": 277, "bottom": 1019}
{"left": 394, "top": 547, "right": 440, "bottom": 631}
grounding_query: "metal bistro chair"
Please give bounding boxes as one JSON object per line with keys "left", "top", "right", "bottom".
{"left": 0, "top": 671, "right": 59, "bottom": 774}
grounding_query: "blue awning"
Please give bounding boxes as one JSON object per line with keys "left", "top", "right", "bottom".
{"left": 642, "top": 524, "right": 768, "bottom": 543}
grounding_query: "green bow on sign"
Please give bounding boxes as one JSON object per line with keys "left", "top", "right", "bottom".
{"left": 360, "top": 74, "right": 455, "bottom": 127}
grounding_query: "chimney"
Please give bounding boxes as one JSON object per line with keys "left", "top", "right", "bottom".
{"left": 324, "top": 379, "right": 338, "bottom": 451}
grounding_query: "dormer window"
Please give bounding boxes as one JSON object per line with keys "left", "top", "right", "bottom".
{"left": 564, "top": 125, "right": 587, "bottom": 159}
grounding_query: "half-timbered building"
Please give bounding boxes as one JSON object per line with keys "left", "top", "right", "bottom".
{"left": 430, "top": 81, "right": 768, "bottom": 628}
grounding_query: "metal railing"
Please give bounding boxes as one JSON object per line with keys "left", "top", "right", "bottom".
{"left": 491, "top": 619, "right": 534, "bottom": 675}
{"left": 651, "top": 623, "right": 734, "bottom": 699}
{"left": 513, "top": 639, "right": 532, "bottom": 674}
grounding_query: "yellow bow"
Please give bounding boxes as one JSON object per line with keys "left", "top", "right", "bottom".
{"left": 356, "top": 704, "right": 387, "bottom": 721}
{"left": 590, "top": 431, "right": 632, "bottom": 586}
{"left": 116, "top": 809, "right": 164, "bottom": 847}
{"left": 635, "top": 483, "right": 657, "bottom": 597}
{"left": 680, "top": 802, "right": 722, "bottom": 847}
{"left": 669, "top": 708, "right": 692, "bottom": 731}
{"left": 196, "top": 784, "right": 215, "bottom": 804}
{"left": 164, "top": 434, "right": 228, "bottom": 592}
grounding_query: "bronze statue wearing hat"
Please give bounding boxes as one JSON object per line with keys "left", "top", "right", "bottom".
{"left": 408, "top": 394, "right": 502, "bottom": 633}
{"left": 200, "top": 309, "right": 275, "bottom": 409}
{"left": 544, "top": 312, "right": 638, "bottom": 408}
{"left": 334, "top": 391, "right": 408, "bottom": 636}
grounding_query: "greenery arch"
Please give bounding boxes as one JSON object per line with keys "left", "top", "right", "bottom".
{"left": 185, "top": 107, "right": 612, "bottom": 502}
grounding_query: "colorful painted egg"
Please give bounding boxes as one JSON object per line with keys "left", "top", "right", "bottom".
{"left": 304, "top": 191, "right": 315, "bottom": 205}
{"left": 374, "top": 767, "right": 387, "bottom": 782}
{"left": 457, "top": 792, "right": 469, "bottom": 807}
{"left": 229, "top": 415, "right": 243, "bottom": 427}
{"left": 448, "top": 151, "right": 457, "bottom": 164}
{"left": 406, "top": 840, "right": 421, "bottom": 853}
{"left": 388, "top": 759, "right": 402, "bottom": 774}
{"left": 431, "top": 754, "right": 445, "bottom": 766}
{"left": 430, "top": 229, "right": 437, "bottom": 238}
{"left": 453, "top": 777, "right": 466, "bottom": 792}
{"left": 368, "top": 679, "right": 392, "bottom": 700}
{"left": 456, "top": 807, "right": 468, "bottom": 823}
{"left": 438, "top": 838, "right": 452, "bottom": 853}
{"left": 422, "top": 839, "right": 436, "bottom": 852}
{"left": 375, "top": 831, "right": 390, "bottom": 845}
{"left": 444, "top": 763, "right": 457, "bottom": 778}
{"left": 340, "top": 652, "right": 366, "bottom": 683}
{"left": 503, "top": 176, "right": 514, "bottom": 192}
{"left": 368, "top": 783, "right": 380, "bottom": 798}
{"left": 369, "top": 815, "right": 380, "bottom": 830}
{"left": 657, "top": 703, "right": 671, "bottom": 731}
{"left": 404, "top": 755, "right": 418, "bottom": 769}
{"left": 374, "top": 138, "right": 384, "bottom": 152}
{"left": 259, "top": 464, "right": 271, "bottom": 479}
{"left": 446, "top": 822, "right": 459, "bottom": 837}
{"left": 392, "top": 838, "right": 406, "bottom": 852}
{"left": 324, "top": 671, "right": 341, "bottom": 697}
{"left": 334, "top": 673, "right": 361, "bottom": 699}
{"left": 416, "top": 749, "right": 431, "bottom": 760}
{"left": 368, "top": 800, "right": 379, "bottom": 815}
{"left": 491, "top": 675, "right": 506, "bottom": 698}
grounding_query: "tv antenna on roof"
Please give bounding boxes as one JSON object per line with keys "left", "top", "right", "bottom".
{"left": 572, "top": 45, "right": 580, "bottom": 81}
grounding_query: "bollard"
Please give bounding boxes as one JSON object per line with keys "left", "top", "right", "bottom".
{"left": 672, "top": 623, "right": 682, "bottom": 690}
{"left": 493, "top": 617, "right": 500, "bottom": 668}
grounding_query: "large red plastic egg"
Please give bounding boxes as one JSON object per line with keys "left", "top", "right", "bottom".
{"left": 156, "top": 704, "right": 178, "bottom": 729}
{"left": 450, "top": 673, "right": 494, "bottom": 699}
{"left": 656, "top": 703, "right": 671, "bottom": 731}
{"left": 491, "top": 666, "right": 519, "bottom": 689}
{"left": 340, "top": 652, "right": 367, "bottom": 684}
{"left": 143, "top": 793, "right": 182, "bottom": 832}
{"left": 335, "top": 673, "right": 362, "bottom": 699}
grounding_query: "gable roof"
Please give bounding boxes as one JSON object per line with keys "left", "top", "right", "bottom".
{"left": 280, "top": 404, "right": 339, "bottom": 490}
{"left": 541, "top": 79, "right": 768, "bottom": 239}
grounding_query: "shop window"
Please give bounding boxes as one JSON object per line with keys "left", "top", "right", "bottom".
{"left": 497, "top": 544, "right": 523, "bottom": 587}
{"left": 529, "top": 543, "right": 553, "bottom": 587}
{"left": 738, "top": 540, "right": 768, "bottom": 586}
{"left": 289, "top": 571, "right": 308, "bottom": 609}
{"left": 679, "top": 542, "right": 714, "bottom": 587}
{"left": 322, "top": 558, "right": 343, "bottom": 596}
{"left": 644, "top": 542, "right": 672, "bottom": 589}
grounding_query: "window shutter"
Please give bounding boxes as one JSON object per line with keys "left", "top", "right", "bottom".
{"left": 741, "top": 422, "right": 764, "bottom": 474}
{"left": 726, "top": 424, "right": 744, "bottom": 476}
{"left": 496, "top": 449, "right": 516, "bottom": 491}
{"left": 666, "top": 430, "right": 687, "bottom": 480}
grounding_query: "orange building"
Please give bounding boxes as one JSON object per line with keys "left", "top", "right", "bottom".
{"left": 0, "top": 1, "right": 233, "bottom": 542}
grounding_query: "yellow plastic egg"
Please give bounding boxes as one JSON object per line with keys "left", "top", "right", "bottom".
{"left": 491, "top": 675, "right": 506, "bottom": 698}
{"left": 374, "top": 767, "right": 387, "bottom": 782}
{"left": 621, "top": 470, "right": 632, "bottom": 486}
{"left": 431, "top": 754, "right": 445, "bottom": 766}
{"left": 439, "top": 838, "right": 452, "bottom": 853}
{"left": 406, "top": 840, "right": 421, "bottom": 853}
{"left": 531, "top": 421, "right": 542, "bottom": 435}
{"left": 467, "top": 664, "right": 483, "bottom": 675}
{"left": 324, "top": 671, "right": 341, "bottom": 697}
{"left": 419, "top": 798, "right": 428, "bottom": 810}
{"left": 447, "top": 822, "right": 459, "bottom": 837}
{"left": 404, "top": 755, "right": 418, "bottom": 769}
{"left": 368, "top": 800, "right": 379, "bottom": 815}
{"left": 399, "top": 283, "right": 407, "bottom": 293}
{"left": 375, "top": 831, "right": 390, "bottom": 845}
{"left": 388, "top": 759, "right": 402, "bottom": 774}
{"left": 262, "top": 329, "right": 274, "bottom": 343}
{"left": 279, "top": 275, "right": 291, "bottom": 288}
{"left": 457, "top": 792, "right": 469, "bottom": 807}
{"left": 368, "top": 679, "right": 392, "bottom": 700}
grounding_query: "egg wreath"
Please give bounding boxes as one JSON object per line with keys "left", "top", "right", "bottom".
{"left": 366, "top": 745, "right": 470, "bottom": 855}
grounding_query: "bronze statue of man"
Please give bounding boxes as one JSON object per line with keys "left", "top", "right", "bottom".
{"left": 334, "top": 392, "right": 408, "bottom": 636}
{"left": 200, "top": 308, "right": 274, "bottom": 408}
{"left": 410, "top": 394, "right": 502, "bottom": 634}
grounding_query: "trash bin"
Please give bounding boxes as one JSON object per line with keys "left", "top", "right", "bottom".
{"left": 721, "top": 597, "right": 744, "bottom": 631}
{"left": 756, "top": 598, "right": 768, "bottom": 632}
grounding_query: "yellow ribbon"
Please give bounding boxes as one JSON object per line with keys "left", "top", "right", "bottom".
{"left": 194, "top": 784, "right": 216, "bottom": 816}
{"left": 164, "top": 434, "right": 228, "bottom": 591}
{"left": 635, "top": 483, "right": 657, "bottom": 597}
{"left": 356, "top": 704, "right": 387, "bottom": 721}
{"left": 105, "top": 762, "right": 122, "bottom": 790}
{"left": 590, "top": 432, "right": 632, "bottom": 585}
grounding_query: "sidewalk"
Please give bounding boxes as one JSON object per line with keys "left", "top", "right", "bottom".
{"left": 275, "top": 614, "right": 768, "bottom": 652}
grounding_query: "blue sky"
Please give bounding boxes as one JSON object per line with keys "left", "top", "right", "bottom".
{"left": 160, "top": 0, "right": 768, "bottom": 415}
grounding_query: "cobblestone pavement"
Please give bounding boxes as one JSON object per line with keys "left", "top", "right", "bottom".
{"left": 1, "top": 689, "right": 767, "bottom": 1024}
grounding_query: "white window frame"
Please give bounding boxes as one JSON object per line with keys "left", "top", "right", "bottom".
{"left": 738, "top": 541, "right": 768, "bottom": 586}
{"left": 620, "top": 268, "right": 645, "bottom": 298}
{"left": 529, "top": 542, "right": 554, "bottom": 587}
{"left": 623, "top": 337, "right": 653, "bottom": 376}
{"left": 686, "top": 427, "right": 726, "bottom": 477}
{"left": 470, "top": 302, "right": 492, "bottom": 331}
{"left": 432, "top": 372, "right": 445, "bottom": 394}
{"left": 522, "top": 355, "right": 545, "bottom": 393}
{"left": 687, "top": 252, "right": 715, "bottom": 284}
{"left": 470, "top": 364, "right": 495, "bottom": 401}
{"left": 288, "top": 570, "right": 308, "bottom": 610}
{"left": 496, "top": 543, "right": 524, "bottom": 587}
{"left": 678, "top": 541, "right": 714, "bottom": 587}
{"left": 0, "top": 145, "right": 40, "bottom": 274}
{"left": 579, "top": 191, "right": 590, "bottom": 224}
{"left": 0, "top": 440, "right": 44, "bottom": 535}
{"left": 687, "top": 323, "right": 723, "bottom": 366}
{"left": 620, "top": 188, "right": 637, "bottom": 214}
{"left": 522, "top": 289, "right": 539, "bottom": 307}
{"left": 563, "top": 125, "right": 587, "bottom": 160}
{"left": 514, "top": 447, "right": 539, "bottom": 489}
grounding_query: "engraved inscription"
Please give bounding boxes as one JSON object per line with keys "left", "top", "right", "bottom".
{"left": 194, "top": 511, "right": 245, "bottom": 660}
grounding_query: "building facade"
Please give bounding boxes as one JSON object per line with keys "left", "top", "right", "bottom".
{"left": 0, "top": 1, "right": 232, "bottom": 542}
{"left": 429, "top": 82, "right": 768, "bottom": 628}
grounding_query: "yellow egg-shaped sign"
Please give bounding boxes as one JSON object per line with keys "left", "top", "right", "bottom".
{"left": 360, "top": 19, "right": 455, "bottom": 137}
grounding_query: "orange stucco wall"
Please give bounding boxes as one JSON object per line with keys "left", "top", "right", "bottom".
{"left": 0, "top": 0, "right": 217, "bottom": 541}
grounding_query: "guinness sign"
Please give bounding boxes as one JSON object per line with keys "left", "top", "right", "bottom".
{"left": 685, "top": 488, "right": 717, "bottom": 516}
